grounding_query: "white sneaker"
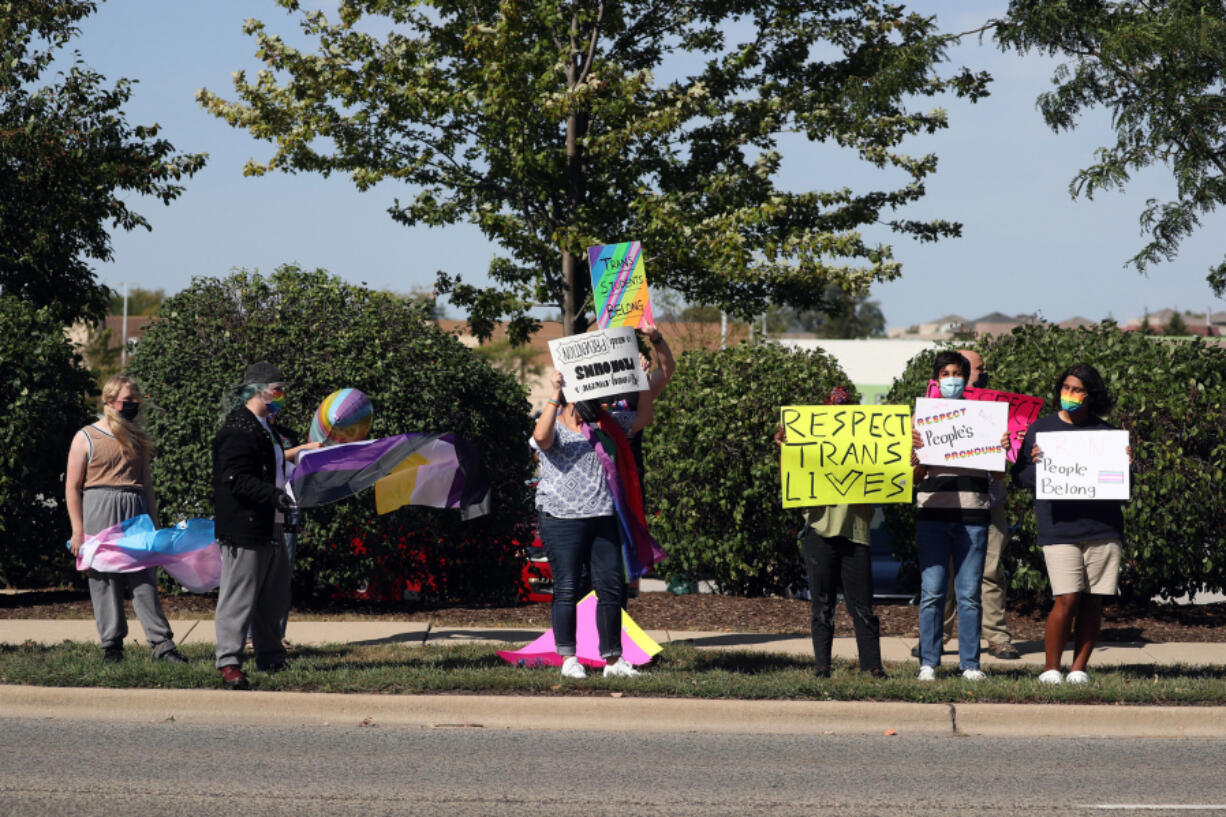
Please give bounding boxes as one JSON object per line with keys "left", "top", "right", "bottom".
{"left": 961, "top": 668, "right": 986, "bottom": 682}
{"left": 602, "top": 658, "right": 642, "bottom": 678}
{"left": 1038, "top": 669, "right": 1063, "bottom": 685}
{"left": 916, "top": 665, "right": 936, "bottom": 682}
{"left": 560, "top": 656, "right": 586, "bottom": 679}
{"left": 1066, "top": 670, "right": 1090, "bottom": 684}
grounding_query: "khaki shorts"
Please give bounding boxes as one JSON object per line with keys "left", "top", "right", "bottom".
{"left": 1043, "top": 539, "right": 1122, "bottom": 596}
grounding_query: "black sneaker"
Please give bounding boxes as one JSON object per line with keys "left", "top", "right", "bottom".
{"left": 156, "top": 648, "right": 189, "bottom": 665}
{"left": 102, "top": 647, "right": 124, "bottom": 664}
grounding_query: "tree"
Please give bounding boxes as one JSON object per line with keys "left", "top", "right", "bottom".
{"left": 0, "top": 296, "right": 96, "bottom": 588}
{"left": 0, "top": 1, "right": 206, "bottom": 325}
{"left": 1165, "top": 311, "right": 1188, "bottom": 336}
{"left": 765, "top": 285, "right": 887, "bottom": 337}
{"left": 994, "top": 1, "right": 1226, "bottom": 295}
{"left": 128, "top": 266, "right": 535, "bottom": 603}
{"left": 198, "top": 0, "right": 990, "bottom": 343}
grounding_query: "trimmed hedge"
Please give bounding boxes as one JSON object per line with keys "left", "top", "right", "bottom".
{"left": 644, "top": 342, "right": 855, "bottom": 596}
{"left": 127, "top": 266, "right": 534, "bottom": 603}
{"left": 884, "top": 323, "right": 1226, "bottom": 604}
{"left": 0, "top": 296, "right": 96, "bottom": 587}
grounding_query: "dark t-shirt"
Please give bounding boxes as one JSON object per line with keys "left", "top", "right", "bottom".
{"left": 1011, "top": 413, "right": 1127, "bottom": 546}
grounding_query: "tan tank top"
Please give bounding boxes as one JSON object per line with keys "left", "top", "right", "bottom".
{"left": 80, "top": 425, "right": 145, "bottom": 489}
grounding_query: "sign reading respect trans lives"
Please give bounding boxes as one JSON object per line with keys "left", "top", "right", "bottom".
{"left": 779, "top": 405, "right": 913, "bottom": 507}
{"left": 914, "top": 397, "right": 1008, "bottom": 472}
{"left": 548, "top": 327, "right": 647, "bottom": 403}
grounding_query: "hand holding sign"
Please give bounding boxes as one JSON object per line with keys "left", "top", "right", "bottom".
{"left": 547, "top": 327, "right": 648, "bottom": 404}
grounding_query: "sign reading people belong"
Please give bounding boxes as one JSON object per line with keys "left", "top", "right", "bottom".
{"left": 925, "top": 381, "right": 1042, "bottom": 462}
{"left": 548, "top": 327, "right": 647, "bottom": 403}
{"left": 1036, "top": 430, "right": 1130, "bottom": 500}
{"left": 779, "top": 405, "right": 912, "bottom": 507}
{"left": 914, "top": 397, "right": 1008, "bottom": 471}
{"left": 588, "top": 241, "right": 655, "bottom": 329}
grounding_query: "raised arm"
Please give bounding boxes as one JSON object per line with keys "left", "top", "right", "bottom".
{"left": 532, "top": 370, "right": 565, "bottom": 451}
{"left": 642, "top": 323, "right": 675, "bottom": 398}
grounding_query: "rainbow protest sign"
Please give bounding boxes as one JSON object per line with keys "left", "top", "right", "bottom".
{"left": 588, "top": 241, "right": 655, "bottom": 329}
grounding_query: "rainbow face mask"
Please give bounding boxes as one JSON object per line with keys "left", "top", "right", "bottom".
{"left": 264, "top": 388, "right": 286, "bottom": 415}
{"left": 1060, "top": 390, "right": 1085, "bottom": 413}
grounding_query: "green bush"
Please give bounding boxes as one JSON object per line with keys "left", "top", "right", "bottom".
{"left": 884, "top": 323, "right": 1226, "bottom": 604}
{"left": 128, "top": 266, "right": 534, "bottom": 603}
{"left": 0, "top": 297, "right": 96, "bottom": 587}
{"left": 643, "top": 342, "right": 855, "bottom": 596}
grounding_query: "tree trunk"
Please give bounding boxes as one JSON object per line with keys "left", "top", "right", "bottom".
{"left": 561, "top": 5, "right": 591, "bottom": 337}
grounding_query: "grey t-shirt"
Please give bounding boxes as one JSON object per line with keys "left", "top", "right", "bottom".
{"left": 532, "top": 412, "right": 634, "bottom": 518}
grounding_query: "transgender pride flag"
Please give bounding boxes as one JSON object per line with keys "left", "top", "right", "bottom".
{"left": 71, "top": 515, "right": 221, "bottom": 593}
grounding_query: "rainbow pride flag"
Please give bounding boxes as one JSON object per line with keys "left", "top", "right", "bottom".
{"left": 290, "top": 432, "right": 490, "bottom": 518}
{"left": 70, "top": 515, "right": 220, "bottom": 593}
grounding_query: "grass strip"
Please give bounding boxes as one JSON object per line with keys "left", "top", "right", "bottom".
{"left": 1, "top": 641, "right": 1223, "bottom": 704}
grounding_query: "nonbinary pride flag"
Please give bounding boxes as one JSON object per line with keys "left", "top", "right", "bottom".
{"left": 290, "top": 432, "right": 490, "bottom": 518}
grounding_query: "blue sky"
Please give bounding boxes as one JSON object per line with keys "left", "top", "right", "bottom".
{"left": 72, "top": 1, "right": 1225, "bottom": 328}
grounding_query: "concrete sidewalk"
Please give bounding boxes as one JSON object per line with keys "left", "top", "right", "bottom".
{"left": 3, "top": 617, "right": 1224, "bottom": 668}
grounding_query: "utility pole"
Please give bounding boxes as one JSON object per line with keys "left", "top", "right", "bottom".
{"left": 120, "top": 282, "right": 129, "bottom": 367}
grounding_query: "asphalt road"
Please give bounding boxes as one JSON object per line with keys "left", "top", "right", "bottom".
{"left": 2, "top": 718, "right": 1225, "bottom": 816}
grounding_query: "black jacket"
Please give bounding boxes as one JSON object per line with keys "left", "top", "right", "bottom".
{"left": 213, "top": 405, "right": 285, "bottom": 546}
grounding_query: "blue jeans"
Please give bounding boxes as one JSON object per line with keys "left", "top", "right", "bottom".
{"left": 538, "top": 512, "right": 625, "bottom": 659}
{"left": 916, "top": 519, "right": 988, "bottom": 670}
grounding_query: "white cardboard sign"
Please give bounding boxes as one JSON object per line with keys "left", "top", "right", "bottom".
{"left": 914, "top": 397, "right": 1008, "bottom": 472}
{"left": 547, "top": 327, "right": 647, "bottom": 404}
{"left": 1035, "top": 430, "right": 1130, "bottom": 500}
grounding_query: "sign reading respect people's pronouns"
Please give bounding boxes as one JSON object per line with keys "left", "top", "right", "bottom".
{"left": 588, "top": 242, "right": 655, "bottom": 329}
{"left": 779, "top": 405, "right": 913, "bottom": 507}
{"left": 925, "top": 381, "right": 1042, "bottom": 463}
{"left": 914, "top": 397, "right": 1008, "bottom": 472}
{"left": 548, "top": 327, "right": 647, "bottom": 404}
{"left": 1035, "top": 430, "right": 1130, "bottom": 501}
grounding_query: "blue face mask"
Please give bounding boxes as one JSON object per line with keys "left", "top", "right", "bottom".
{"left": 938, "top": 376, "right": 966, "bottom": 399}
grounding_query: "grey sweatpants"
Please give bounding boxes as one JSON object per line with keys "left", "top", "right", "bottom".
{"left": 214, "top": 535, "right": 289, "bottom": 670}
{"left": 88, "top": 568, "right": 176, "bottom": 655}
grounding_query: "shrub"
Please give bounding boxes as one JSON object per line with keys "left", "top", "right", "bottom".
{"left": 128, "top": 266, "right": 534, "bottom": 603}
{"left": 644, "top": 342, "right": 855, "bottom": 596}
{"left": 0, "top": 297, "right": 96, "bottom": 587}
{"left": 883, "top": 323, "right": 1226, "bottom": 604}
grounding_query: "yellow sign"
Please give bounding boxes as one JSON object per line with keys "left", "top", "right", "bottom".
{"left": 779, "top": 405, "right": 913, "bottom": 507}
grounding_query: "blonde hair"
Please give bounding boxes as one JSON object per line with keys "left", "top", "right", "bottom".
{"left": 101, "top": 375, "right": 151, "bottom": 462}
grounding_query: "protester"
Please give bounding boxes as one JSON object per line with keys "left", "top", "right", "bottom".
{"left": 919, "top": 349, "right": 1022, "bottom": 660}
{"left": 911, "top": 351, "right": 1010, "bottom": 682}
{"left": 212, "top": 362, "right": 316, "bottom": 689}
{"left": 532, "top": 369, "right": 653, "bottom": 679}
{"left": 776, "top": 386, "right": 884, "bottom": 679}
{"left": 65, "top": 376, "right": 187, "bottom": 665}
{"left": 1011, "top": 363, "right": 1131, "bottom": 684}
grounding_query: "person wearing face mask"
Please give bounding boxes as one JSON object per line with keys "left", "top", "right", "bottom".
{"left": 910, "top": 352, "right": 1010, "bottom": 682}
{"left": 212, "top": 362, "right": 314, "bottom": 689}
{"left": 65, "top": 376, "right": 187, "bottom": 665}
{"left": 919, "top": 349, "right": 1022, "bottom": 661}
{"left": 1011, "top": 363, "right": 1131, "bottom": 685}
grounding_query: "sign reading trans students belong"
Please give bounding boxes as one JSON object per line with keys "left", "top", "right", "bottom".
{"left": 548, "top": 327, "right": 647, "bottom": 404}
{"left": 779, "top": 405, "right": 913, "bottom": 507}
{"left": 588, "top": 241, "right": 655, "bottom": 329}
{"left": 914, "top": 397, "right": 1008, "bottom": 472}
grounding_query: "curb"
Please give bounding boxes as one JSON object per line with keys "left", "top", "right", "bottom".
{"left": 3, "top": 686, "right": 1223, "bottom": 738}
